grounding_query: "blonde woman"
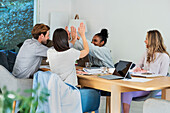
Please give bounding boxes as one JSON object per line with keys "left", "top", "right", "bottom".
{"left": 122, "top": 30, "right": 170, "bottom": 113}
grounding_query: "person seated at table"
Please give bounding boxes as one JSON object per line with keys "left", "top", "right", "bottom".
{"left": 47, "top": 23, "right": 89, "bottom": 86}
{"left": 74, "top": 28, "right": 114, "bottom": 68}
{"left": 122, "top": 30, "right": 170, "bottom": 113}
{"left": 12, "top": 23, "right": 50, "bottom": 78}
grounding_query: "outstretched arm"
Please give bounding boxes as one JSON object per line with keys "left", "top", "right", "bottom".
{"left": 78, "top": 23, "right": 89, "bottom": 58}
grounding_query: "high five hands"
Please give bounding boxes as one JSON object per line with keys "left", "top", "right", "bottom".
{"left": 65, "top": 22, "right": 85, "bottom": 45}
{"left": 78, "top": 22, "right": 85, "bottom": 38}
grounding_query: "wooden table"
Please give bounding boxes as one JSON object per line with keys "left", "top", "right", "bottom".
{"left": 77, "top": 67, "right": 170, "bottom": 113}
{"left": 40, "top": 66, "right": 170, "bottom": 113}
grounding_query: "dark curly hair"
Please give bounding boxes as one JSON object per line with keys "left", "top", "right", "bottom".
{"left": 94, "top": 29, "right": 108, "bottom": 46}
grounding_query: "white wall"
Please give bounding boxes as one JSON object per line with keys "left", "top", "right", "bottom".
{"left": 39, "top": 0, "right": 170, "bottom": 64}
{"left": 71, "top": 0, "right": 170, "bottom": 64}
{"left": 38, "top": 0, "right": 71, "bottom": 25}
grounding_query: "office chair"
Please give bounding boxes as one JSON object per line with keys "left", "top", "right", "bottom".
{"left": 79, "top": 88, "right": 100, "bottom": 113}
{"left": 0, "top": 65, "right": 33, "bottom": 112}
{"left": 143, "top": 98, "right": 170, "bottom": 113}
{"left": 0, "top": 65, "right": 33, "bottom": 96}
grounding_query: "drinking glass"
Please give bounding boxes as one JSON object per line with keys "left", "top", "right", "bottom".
{"left": 100, "top": 67, "right": 108, "bottom": 74}
{"left": 85, "top": 62, "right": 91, "bottom": 68}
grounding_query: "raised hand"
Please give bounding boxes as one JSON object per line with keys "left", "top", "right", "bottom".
{"left": 78, "top": 22, "right": 89, "bottom": 58}
{"left": 70, "top": 26, "right": 77, "bottom": 41}
{"left": 65, "top": 26, "right": 71, "bottom": 40}
{"left": 78, "top": 22, "right": 85, "bottom": 37}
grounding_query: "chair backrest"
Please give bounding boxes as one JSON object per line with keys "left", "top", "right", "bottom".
{"left": 79, "top": 88, "right": 100, "bottom": 112}
{"left": 0, "top": 65, "right": 33, "bottom": 97}
{"left": 0, "top": 51, "right": 9, "bottom": 70}
{"left": 0, "top": 65, "right": 17, "bottom": 91}
{"left": 143, "top": 98, "right": 170, "bottom": 113}
{"left": 0, "top": 50, "right": 17, "bottom": 72}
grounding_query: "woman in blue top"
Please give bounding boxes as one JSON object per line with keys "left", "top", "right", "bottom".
{"left": 74, "top": 29, "right": 114, "bottom": 68}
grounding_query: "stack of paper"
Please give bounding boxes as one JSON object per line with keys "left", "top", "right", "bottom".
{"left": 130, "top": 72, "right": 162, "bottom": 77}
{"left": 123, "top": 78, "right": 153, "bottom": 82}
{"left": 83, "top": 68, "right": 102, "bottom": 74}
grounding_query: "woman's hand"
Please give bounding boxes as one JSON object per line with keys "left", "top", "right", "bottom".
{"left": 133, "top": 67, "right": 148, "bottom": 73}
{"left": 133, "top": 67, "right": 142, "bottom": 72}
{"left": 78, "top": 22, "right": 89, "bottom": 58}
{"left": 78, "top": 22, "right": 85, "bottom": 37}
{"left": 70, "top": 26, "right": 77, "bottom": 41}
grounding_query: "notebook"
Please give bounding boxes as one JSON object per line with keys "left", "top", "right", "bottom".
{"left": 131, "top": 72, "right": 162, "bottom": 78}
{"left": 99, "top": 60, "right": 132, "bottom": 80}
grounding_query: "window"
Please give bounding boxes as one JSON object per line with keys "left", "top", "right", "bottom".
{"left": 0, "top": 0, "right": 34, "bottom": 51}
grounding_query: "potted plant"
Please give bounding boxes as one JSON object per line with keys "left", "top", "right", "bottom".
{"left": 0, "top": 84, "right": 49, "bottom": 113}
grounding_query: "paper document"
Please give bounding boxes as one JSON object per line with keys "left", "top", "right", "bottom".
{"left": 130, "top": 72, "right": 162, "bottom": 78}
{"left": 83, "top": 68, "right": 102, "bottom": 74}
{"left": 76, "top": 70, "right": 92, "bottom": 75}
{"left": 123, "top": 78, "right": 153, "bottom": 82}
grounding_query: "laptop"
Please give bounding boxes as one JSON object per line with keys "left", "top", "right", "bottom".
{"left": 99, "top": 60, "right": 132, "bottom": 80}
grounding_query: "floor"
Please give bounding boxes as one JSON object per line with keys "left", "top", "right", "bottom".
{"left": 98, "top": 96, "right": 144, "bottom": 113}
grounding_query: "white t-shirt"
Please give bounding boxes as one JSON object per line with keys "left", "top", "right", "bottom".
{"left": 47, "top": 48, "right": 80, "bottom": 86}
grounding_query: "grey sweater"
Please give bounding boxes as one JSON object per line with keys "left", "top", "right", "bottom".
{"left": 12, "top": 38, "right": 48, "bottom": 78}
{"left": 74, "top": 38, "right": 114, "bottom": 68}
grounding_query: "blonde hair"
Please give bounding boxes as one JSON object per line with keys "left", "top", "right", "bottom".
{"left": 147, "top": 30, "right": 169, "bottom": 63}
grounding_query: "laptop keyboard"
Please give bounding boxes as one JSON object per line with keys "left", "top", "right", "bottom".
{"left": 99, "top": 75, "right": 123, "bottom": 80}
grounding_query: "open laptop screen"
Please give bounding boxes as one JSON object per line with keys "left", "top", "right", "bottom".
{"left": 113, "top": 60, "right": 132, "bottom": 78}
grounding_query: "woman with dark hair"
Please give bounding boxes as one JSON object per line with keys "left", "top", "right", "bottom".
{"left": 47, "top": 23, "right": 89, "bottom": 86}
{"left": 121, "top": 30, "right": 170, "bottom": 113}
{"left": 92, "top": 29, "right": 108, "bottom": 47}
{"left": 74, "top": 28, "right": 114, "bottom": 68}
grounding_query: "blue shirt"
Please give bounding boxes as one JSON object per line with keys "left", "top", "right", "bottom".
{"left": 74, "top": 38, "right": 114, "bottom": 68}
